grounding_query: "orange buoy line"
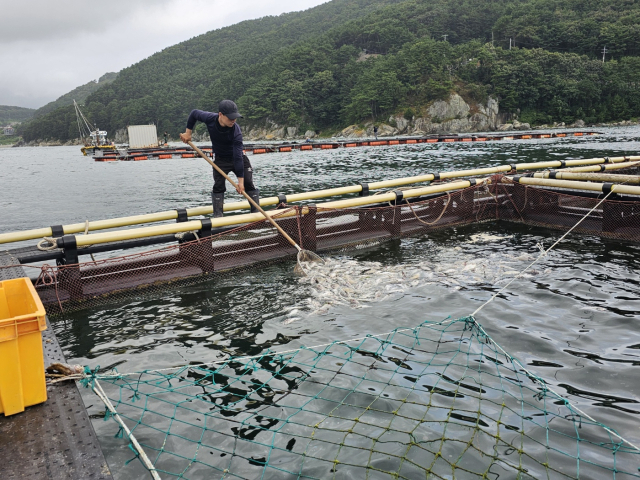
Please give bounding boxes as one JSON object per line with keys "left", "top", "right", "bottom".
{"left": 92, "top": 131, "right": 600, "bottom": 161}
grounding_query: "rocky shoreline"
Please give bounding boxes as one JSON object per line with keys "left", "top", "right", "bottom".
{"left": 224, "top": 94, "right": 637, "bottom": 142}
{"left": 10, "top": 93, "right": 640, "bottom": 147}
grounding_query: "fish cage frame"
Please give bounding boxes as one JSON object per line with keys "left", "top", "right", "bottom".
{"left": 21, "top": 170, "right": 640, "bottom": 314}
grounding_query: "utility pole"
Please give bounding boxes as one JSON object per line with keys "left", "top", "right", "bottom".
{"left": 442, "top": 34, "right": 448, "bottom": 42}
{"left": 602, "top": 46, "right": 608, "bottom": 63}
{"left": 509, "top": 38, "right": 512, "bottom": 50}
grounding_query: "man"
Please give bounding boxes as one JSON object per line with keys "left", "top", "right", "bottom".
{"left": 179, "top": 100, "right": 259, "bottom": 218}
{"left": 163, "top": 131, "right": 168, "bottom": 145}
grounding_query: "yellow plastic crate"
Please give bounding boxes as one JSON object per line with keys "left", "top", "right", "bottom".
{"left": 0, "top": 278, "right": 47, "bottom": 416}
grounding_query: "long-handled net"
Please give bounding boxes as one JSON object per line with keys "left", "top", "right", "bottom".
{"left": 83, "top": 315, "right": 639, "bottom": 479}
{"left": 186, "top": 140, "right": 324, "bottom": 276}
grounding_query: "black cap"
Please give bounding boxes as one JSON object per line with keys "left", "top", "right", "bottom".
{"left": 218, "top": 99, "right": 243, "bottom": 119}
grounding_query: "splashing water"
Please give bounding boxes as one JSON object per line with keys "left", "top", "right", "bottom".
{"left": 287, "top": 244, "right": 547, "bottom": 322}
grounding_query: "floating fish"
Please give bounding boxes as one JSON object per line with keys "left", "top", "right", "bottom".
{"left": 292, "top": 245, "right": 547, "bottom": 318}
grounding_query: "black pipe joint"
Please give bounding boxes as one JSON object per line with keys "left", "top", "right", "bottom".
{"left": 176, "top": 208, "right": 188, "bottom": 223}
{"left": 50, "top": 225, "right": 64, "bottom": 237}
{"left": 57, "top": 235, "right": 79, "bottom": 265}
{"left": 199, "top": 218, "right": 212, "bottom": 238}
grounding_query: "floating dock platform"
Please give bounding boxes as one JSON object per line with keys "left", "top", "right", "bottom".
{"left": 0, "top": 252, "right": 113, "bottom": 480}
{"left": 92, "top": 131, "right": 600, "bottom": 161}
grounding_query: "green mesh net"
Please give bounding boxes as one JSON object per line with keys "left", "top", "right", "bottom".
{"left": 83, "top": 315, "right": 639, "bottom": 479}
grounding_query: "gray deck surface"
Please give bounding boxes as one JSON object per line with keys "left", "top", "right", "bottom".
{"left": 0, "top": 251, "right": 113, "bottom": 479}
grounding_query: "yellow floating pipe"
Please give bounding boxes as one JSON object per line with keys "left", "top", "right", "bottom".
{"left": 320, "top": 179, "right": 487, "bottom": 209}
{"left": 509, "top": 176, "right": 640, "bottom": 196}
{"left": 564, "top": 160, "right": 640, "bottom": 173}
{"left": 2, "top": 227, "right": 54, "bottom": 244}
{"left": 532, "top": 172, "right": 640, "bottom": 184}
{"left": 70, "top": 214, "right": 271, "bottom": 247}
{"left": 368, "top": 174, "right": 438, "bottom": 190}
{"left": 0, "top": 180, "right": 429, "bottom": 244}
{"left": 1, "top": 155, "right": 638, "bottom": 245}
{"left": 66, "top": 179, "right": 487, "bottom": 247}
{"left": 367, "top": 167, "right": 506, "bottom": 190}
{"left": 0, "top": 208, "right": 209, "bottom": 244}
{"left": 283, "top": 185, "right": 362, "bottom": 202}
{"left": 192, "top": 157, "right": 637, "bottom": 207}
{"left": 439, "top": 166, "right": 512, "bottom": 179}
{"left": 515, "top": 156, "right": 639, "bottom": 171}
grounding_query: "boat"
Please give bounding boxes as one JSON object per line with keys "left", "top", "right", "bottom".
{"left": 73, "top": 100, "right": 116, "bottom": 156}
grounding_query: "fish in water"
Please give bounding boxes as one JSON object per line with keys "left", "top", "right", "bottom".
{"left": 468, "top": 233, "right": 513, "bottom": 243}
{"left": 286, "top": 244, "right": 548, "bottom": 321}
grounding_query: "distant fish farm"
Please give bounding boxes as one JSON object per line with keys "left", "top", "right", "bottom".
{"left": 92, "top": 130, "right": 601, "bottom": 161}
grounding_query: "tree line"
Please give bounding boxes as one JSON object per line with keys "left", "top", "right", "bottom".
{"left": 20, "top": 0, "right": 640, "bottom": 142}
{"left": 0, "top": 105, "right": 35, "bottom": 125}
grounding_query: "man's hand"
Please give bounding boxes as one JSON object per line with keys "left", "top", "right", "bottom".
{"left": 236, "top": 177, "right": 245, "bottom": 195}
{"left": 179, "top": 129, "right": 192, "bottom": 144}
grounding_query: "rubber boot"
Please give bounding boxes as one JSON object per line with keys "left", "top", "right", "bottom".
{"left": 247, "top": 189, "right": 260, "bottom": 213}
{"left": 212, "top": 192, "right": 224, "bottom": 218}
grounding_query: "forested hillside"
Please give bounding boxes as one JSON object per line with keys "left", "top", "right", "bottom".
{"left": 21, "top": 0, "right": 640, "bottom": 142}
{"left": 32, "top": 72, "right": 118, "bottom": 119}
{"left": 0, "top": 105, "right": 35, "bottom": 125}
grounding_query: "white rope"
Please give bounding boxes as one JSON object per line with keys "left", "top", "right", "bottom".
{"left": 467, "top": 180, "right": 640, "bottom": 452}
{"left": 91, "top": 378, "right": 161, "bottom": 479}
{"left": 84, "top": 220, "right": 97, "bottom": 263}
{"left": 37, "top": 236, "right": 59, "bottom": 251}
{"left": 37, "top": 220, "right": 98, "bottom": 259}
{"left": 407, "top": 191, "right": 451, "bottom": 225}
{"left": 175, "top": 231, "right": 200, "bottom": 241}
{"left": 469, "top": 315, "right": 640, "bottom": 452}
{"left": 74, "top": 100, "right": 94, "bottom": 139}
{"left": 471, "top": 184, "right": 615, "bottom": 317}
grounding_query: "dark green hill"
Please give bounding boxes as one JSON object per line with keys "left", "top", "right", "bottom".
{"left": 492, "top": 0, "right": 640, "bottom": 56}
{"left": 21, "top": 0, "right": 640, "bottom": 142}
{"left": 32, "top": 72, "right": 118, "bottom": 119}
{"left": 0, "top": 105, "right": 35, "bottom": 125}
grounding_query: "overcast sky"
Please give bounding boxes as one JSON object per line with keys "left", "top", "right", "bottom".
{"left": 1, "top": 0, "right": 328, "bottom": 109}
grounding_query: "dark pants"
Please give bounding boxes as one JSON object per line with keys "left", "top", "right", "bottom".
{"left": 212, "top": 155, "right": 257, "bottom": 194}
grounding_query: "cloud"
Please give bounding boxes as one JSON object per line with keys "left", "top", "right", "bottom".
{"left": 0, "top": 0, "right": 328, "bottom": 108}
{"left": 0, "top": 0, "right": 176, "bottom": 42}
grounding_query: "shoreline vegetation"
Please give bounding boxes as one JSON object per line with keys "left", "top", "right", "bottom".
{"left": 14, "top": 0, "right": 640, "bottom": 146}
{"left": 8, "top": 118, "right": 639, "bottom": 148}
{"left": 0, "top": 135, "right": 21, "bottom": 147}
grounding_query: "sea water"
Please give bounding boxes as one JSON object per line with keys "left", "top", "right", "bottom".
{"left": 1, "top": 128, "right": 639, "bottom": 478}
